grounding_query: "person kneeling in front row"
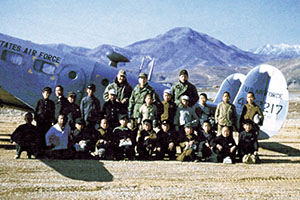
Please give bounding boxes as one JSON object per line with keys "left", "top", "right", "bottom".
{"left": 211, "top": 126, "right": 237, "bottom": 164}
{"left": 238, "top": 119, "right": 260, "bottom": 164}
{"left": 45, "top": 114, "right": 72, "bottom": 159}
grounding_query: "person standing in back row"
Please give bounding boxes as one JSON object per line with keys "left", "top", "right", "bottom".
{"left": 239, "top": 92, "right": 264, "bottom": 133}
{"left": 66, "top": 91, "right": 81, "bottom": 130}
{"left": 54, "top": 85, "right": 69, "bottom": 121}
{"left": 103, "top": 69, "right": 133, "bottom": 114}
{"left": 34, "top": 86, "right": 55, "bottom": 150}
{"left": 171, "top": 69, "right": 198, "bottom": 107}
{"left": 215, "top": 91, "right": 238, "bottom": 135}
{"left": 128, "top": 73, "right": 162, "bottom": 124}
{"left": 80, "top": 83, "right": 101, "bottom": 128}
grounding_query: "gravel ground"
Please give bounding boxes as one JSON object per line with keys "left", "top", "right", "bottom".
{"left": 1, "top": 151, "right": 300, "bottom": 200}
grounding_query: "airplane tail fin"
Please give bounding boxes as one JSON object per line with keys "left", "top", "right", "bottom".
{"left": 233, "top": 64, "right": 289, "bottom": 139}
{"left": 213, "top": 73, "right": 246, "bottom": 104}
{"left": 139, "top": 56, "right": 146, "bottom": 74}
{"left": 147, "top": 58, "right": 155, "bottom": 81}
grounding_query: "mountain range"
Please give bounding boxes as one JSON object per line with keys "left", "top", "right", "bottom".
{"left": 46, "top": 27, "right": 300, "bottom": 88}
{"left": 251, "top": 44, "right": 300, "bottom": 59}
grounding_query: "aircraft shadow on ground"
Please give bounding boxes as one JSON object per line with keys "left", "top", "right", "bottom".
{"left": 260, "top": 159, "right": 300, "bottom": 164}
{"left": 259, "top": 141, "right": 300, "bottom": 163}
{"left": 41, "top": 159, "right": 113, "bottom": 182}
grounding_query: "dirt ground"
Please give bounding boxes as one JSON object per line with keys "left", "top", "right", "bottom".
{"left": 0, "top": 91, "right": 300, "bottom": 200}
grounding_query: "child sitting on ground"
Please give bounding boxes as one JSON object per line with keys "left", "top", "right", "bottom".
{"left": 94, "top": 118, "right": 113, "bottom": 160}
{"left": 196, "top": 120, "right": 216, "bottom": 161}
{"left": 176, "top": 123, "right": 199, "bottom": 162}
{"left": 11, "top": 112, "right": 38, "bottom": 159}
{"left": 112, "top": 115, "right": 135, "bottom": 160}
{"left": 211, "top": 126, "right": 237, "bottom": 164}
{"left": 238, "top": 119, "right": 260, "bottom": 164}
{"left": 137, "top": 119, "right": 157, "bottom": 160}
{"left": 155, "top": 119, "right": 177, "bottom": 160}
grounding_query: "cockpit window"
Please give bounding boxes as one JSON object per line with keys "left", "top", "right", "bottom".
{"left": 1, "top": 50, "right": 23, "bottom": 66}
{"left": 33, "top": 60, "right": 56, "bottom": 75}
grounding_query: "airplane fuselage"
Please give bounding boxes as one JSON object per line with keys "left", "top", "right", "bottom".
{"left": 0, "top": 33, "right": 167, "bottom": 111}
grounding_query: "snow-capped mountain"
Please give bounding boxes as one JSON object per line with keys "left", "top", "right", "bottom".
{"left": 252, "top": 44, "right": 300, "bottom": 58}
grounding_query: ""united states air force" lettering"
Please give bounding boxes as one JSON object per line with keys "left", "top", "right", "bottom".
{"left": 0, "top": 40, "right": 61, "bottom": 64}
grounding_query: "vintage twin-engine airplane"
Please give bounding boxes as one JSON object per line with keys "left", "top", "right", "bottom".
{"left": 0, "top": 33, "right": 289, "bottom": 139}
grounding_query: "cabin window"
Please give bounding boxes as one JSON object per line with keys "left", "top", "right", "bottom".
{"left": 101, "top": 78, "right": 109, "bottom": 86}
{"left": 33, "top": 60, "right": 56, "bottom": 75}
{"left": 1, "top": 50, "right": 23, "bottom": 66}
{"left": 68, "top": 71, "right": 77, "bottom": 80}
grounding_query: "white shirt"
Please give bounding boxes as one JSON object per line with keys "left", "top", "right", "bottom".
{"left": 45, "top": 123, "right": 70, "bottom": 150}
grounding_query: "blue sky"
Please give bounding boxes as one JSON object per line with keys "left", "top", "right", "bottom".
{"left": 1, "top": 0, "right": 299, "bottom": 50}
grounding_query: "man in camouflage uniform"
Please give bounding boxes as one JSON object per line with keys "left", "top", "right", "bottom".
{"left": 171, "top": 69, "right": 198, "bottom": 107}
{"left": 103, "top": 69, "right": 133, "bottom": 113}
{"left": 128, "top": 73, "right": 162, "bottom": 122}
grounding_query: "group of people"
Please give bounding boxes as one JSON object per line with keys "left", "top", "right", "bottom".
{"left": 11, "top": 69, "right": 264, "bottom": 164}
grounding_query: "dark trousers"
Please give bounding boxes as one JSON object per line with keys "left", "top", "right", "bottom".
{"left": 214, "top": 148, "right": 236, "bottom": 163}
{"left": 197, "top": 141, "right": 213, "bottom": 159}
{"left": 37, "top": 121, "right": 52, "bottom": 149}
{"left": 239, "top": 143, "right": 256, "bottom": 159}
{"left": 115, "top": 145, "right": 135, "bottom": 160}
{"left": 44, "top": 149, "right": 73, "bottom": 159}
{"left": 16, "top": 144, "right": 32, "bottom": 158}
{"left": 137, "top": 139, "right": 155, "bottom": 160}
{"left": 155, "top": 146, "right": 176, "bottom": 160}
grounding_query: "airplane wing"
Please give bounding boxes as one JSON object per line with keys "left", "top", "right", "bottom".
{"left": 233, "top": 64, "right": 289, "bottom": 139}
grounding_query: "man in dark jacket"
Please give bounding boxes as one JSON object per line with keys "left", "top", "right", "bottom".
{"left": 34, "top": 86, "right": 55, "bottom": 150}
{"left": 103, "top": 69, "right": 133, "bottom": 114}
{"left": 66, "top": 91, "right": 81, "bottom": 130}
{"left": 80, "top": 83, "right": 101, "bottom": 128}
{"left": 54, "top": 85, "right": 69, "bottom": 121}
{"left": 171, "top": 69, "right": 198, "bottom": 107}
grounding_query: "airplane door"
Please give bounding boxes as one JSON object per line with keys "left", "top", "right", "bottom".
{"left": 55, "top": 65, "right": 86, "bottom": 104}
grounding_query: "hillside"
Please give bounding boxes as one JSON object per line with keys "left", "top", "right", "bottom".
{"left": 46, "top": 27, "right": 300, "bottom": 88}
{"left": 267, "top": 57, "right": 300, "bottom": 89}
